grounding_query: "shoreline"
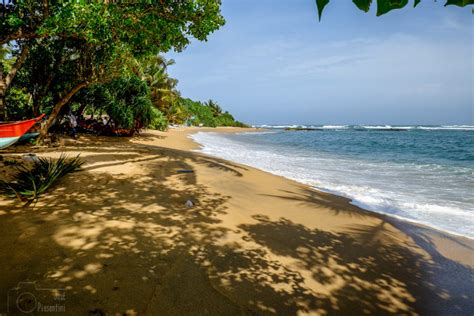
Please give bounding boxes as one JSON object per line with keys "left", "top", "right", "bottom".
{"left": 188, "top": 128, "right": 474, "bottom": 242}
{"left": 0, "top": 127, "right": 472, "bottom": 314}
{"left": 149, "top": 127, "right": 474, "bottom": 275}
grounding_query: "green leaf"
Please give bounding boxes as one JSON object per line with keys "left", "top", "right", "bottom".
{"left": 353, "top": 0, "right": 373, "bottom": 12}
{"left": 445, "top": 0, "right": 474, "bottom": 6}
{"left": 414, "top": 0, "right": 421, "bottom": 7}
{"left": 315, "top": 0, "right": 330, "bottom": 20}
{"left": 377, "top": 0, "right": 409, "bottom": 16}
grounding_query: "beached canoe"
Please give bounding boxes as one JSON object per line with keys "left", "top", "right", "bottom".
{"left": 0, "top": 114, "right": 45, "bottom": 149}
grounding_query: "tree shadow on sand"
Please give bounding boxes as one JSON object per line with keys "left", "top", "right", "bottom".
{"left": 261, "top": 188, "right": 371, "bottom": 218}
{"left": 232, "top": 215, "right": 473, "bottom": 315}
{"left": 0, "top": 153, "right": 239, "bottom": 314}
{"left": 0, "top": 143, "right": 472, "bottom": 315}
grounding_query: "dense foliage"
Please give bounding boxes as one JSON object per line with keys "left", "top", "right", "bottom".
{"left": 0, "top": 0, "right": 226, "bottom": 139}
{"left": 179, "top": 98, "right": 248, "bottom": 128}
{"left": 76, "top": 76, "right": 155, "bottom": 130}
{"left": 148, "top": 107, "right": 169, "bottom": 131}
{"left": 70, "top": 59, "right": 245, "bottom": 132}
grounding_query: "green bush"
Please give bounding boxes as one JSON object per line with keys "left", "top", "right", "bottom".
{"left": 76, "top": 79, "right": 246, "bottom": 131}
{"left": 179, "top": 98, "right": 247, "bottom": 128}
{"left": 215, "top": 112, "right": 235, "bottom": 126}
{"left": 233, "top": 121, "right": 250, "bottom": 128}
{"left": 148, "top": 107, "right": 168, "bottom": 131}
{"left": 78, "top": 76, "right": 155, "bottom": 130}
{"left": 181, "top": 98, "right": 216, "bottom": 126}
{"left": 0, "top": 154, "right": 83, "bottom": 203}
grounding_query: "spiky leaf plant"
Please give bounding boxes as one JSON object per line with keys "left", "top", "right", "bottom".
{"left": 0, "top": 154, "right": 83, "bottom": 203}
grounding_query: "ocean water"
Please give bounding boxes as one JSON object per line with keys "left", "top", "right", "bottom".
{"left": 191, "top": 125, "right": 474, "bottom": 238}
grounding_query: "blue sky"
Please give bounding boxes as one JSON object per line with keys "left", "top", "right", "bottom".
{"left": 166, "top": 1, "right": 473, "bottom": 125}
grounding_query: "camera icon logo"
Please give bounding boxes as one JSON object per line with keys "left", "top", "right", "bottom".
{"left": 7, "top": 282, "right": 66, "bottom": 314}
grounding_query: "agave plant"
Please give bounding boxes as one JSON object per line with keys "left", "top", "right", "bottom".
{"left": 0, "top": 154, "right": 83, "bottom": 203}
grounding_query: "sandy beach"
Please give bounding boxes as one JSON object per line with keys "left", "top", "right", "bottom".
{"left": 0, "top": 127, "right": 472, "bottom": 315}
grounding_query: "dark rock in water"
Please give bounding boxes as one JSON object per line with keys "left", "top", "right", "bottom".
{"left": 384, "top": 128, "right": 408, "bottom": 131}
{"left": 284, "top": 127, "right": 324, "bottom": 131}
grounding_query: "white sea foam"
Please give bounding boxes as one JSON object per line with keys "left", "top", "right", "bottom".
{"left": 358, "top": 125, "right": 393, "bottom": 129}
{"left": 191, "top": 131, "right": 474, "bottom": 238}
{"left": 322, "top": 125, "right": 348, "bottom": 129}
{"left": 255, "top": 124, "right": 474, "bottom": 131}
{"left": 418, "top": 125, "right": 474, "bottom": 131}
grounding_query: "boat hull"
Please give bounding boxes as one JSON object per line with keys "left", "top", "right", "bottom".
{"left": 0, "top": 114, "right": 45, "bottom": 149}
{"left": 0, "top": 136, "right": 21, "bottom": 149}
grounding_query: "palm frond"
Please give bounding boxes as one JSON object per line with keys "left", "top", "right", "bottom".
{"left": 0, "top": 154, "right": 84, "bottom": 203}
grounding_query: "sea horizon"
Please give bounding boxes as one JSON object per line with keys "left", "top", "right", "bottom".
{"left": 252, "top": 124, "right": 474, "bottom": 130}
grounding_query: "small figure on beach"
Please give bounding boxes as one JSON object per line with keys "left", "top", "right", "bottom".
{"left": 67, "top": 110, "right": 78, "bottom": 139}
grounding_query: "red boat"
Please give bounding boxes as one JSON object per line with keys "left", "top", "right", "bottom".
{"left": 0, "top": 114, "right": 45, "bottom": 149}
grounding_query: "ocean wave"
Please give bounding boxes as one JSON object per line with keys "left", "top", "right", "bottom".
{"left": 191, "top": 131, "right": 474, "bottom": 238}
{"left": 357, "top": 125, "right": 393, "bottom": 129}
{"left": 322, "top": 125, "right": 348, "bottom": 129}
{"left": 254, "top": 124, "right": 474, "bottom": 131}
{"left": 254, "top": 124, "right": 302, "bottom": 129}
{"left": 418, "top": 125, "right": 474, "bottom": 131}
{"left": 236, "top": 131, "right": 277, "bottom": 135}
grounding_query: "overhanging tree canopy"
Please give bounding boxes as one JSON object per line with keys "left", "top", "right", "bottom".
{"left": 315, "top": 0, "right": 473, "bottom": 19}
{"left": 1, "top": 1, "right": 225, "bottom": 49}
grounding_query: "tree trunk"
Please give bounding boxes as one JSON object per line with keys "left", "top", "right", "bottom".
{"left": 0, "top": 94, "right": 5, "bottom": 121}
{"left": 32, "top": 66, "right": 59, "bottom": 116}
{"left": 0, "top": 45, "right": 30, "bottom": 120}
{"left": 38, "top": 82, "right": 89, "bottom": 143}
{"left": 43, "top": 0, "right": 50, "bottom": 17}
{"left": 0, "top": 67, "right": 5, "bottom": 121}
{"left": 4, "top": 45, "right": 30, "bottom": 90}
{"left": 32, "top": 87, "right": 40, "bottom": 116}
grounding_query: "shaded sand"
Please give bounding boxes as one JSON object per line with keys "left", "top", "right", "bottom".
{"left": 0, "top": 127, "right": 472, "bottom": 315}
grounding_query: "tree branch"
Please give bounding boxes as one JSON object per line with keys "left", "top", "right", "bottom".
{"left": 43, "top": 0, "right": 49, "bottom": 18}
{"left": 0, "top": 31, "right": 85, "bottom": 46}
{"left": 4, "top": 44, "right": 30, "bottom": 89}
{"left": 39, "top": 81, "right": 90, "bottom": 140}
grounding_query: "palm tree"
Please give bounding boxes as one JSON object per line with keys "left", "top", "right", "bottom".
{"left": 166, "top": 101, "right": 188, "bottom": 124}
{"left": 136, "top": 55, "right": 180, "bottom": 116}
{"left": 206, "top": 99, "right": 222, "bottom": 117}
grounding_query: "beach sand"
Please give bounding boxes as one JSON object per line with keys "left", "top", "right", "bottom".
{"left": 0, "top": 127, "right": 472, "bottom": 315}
